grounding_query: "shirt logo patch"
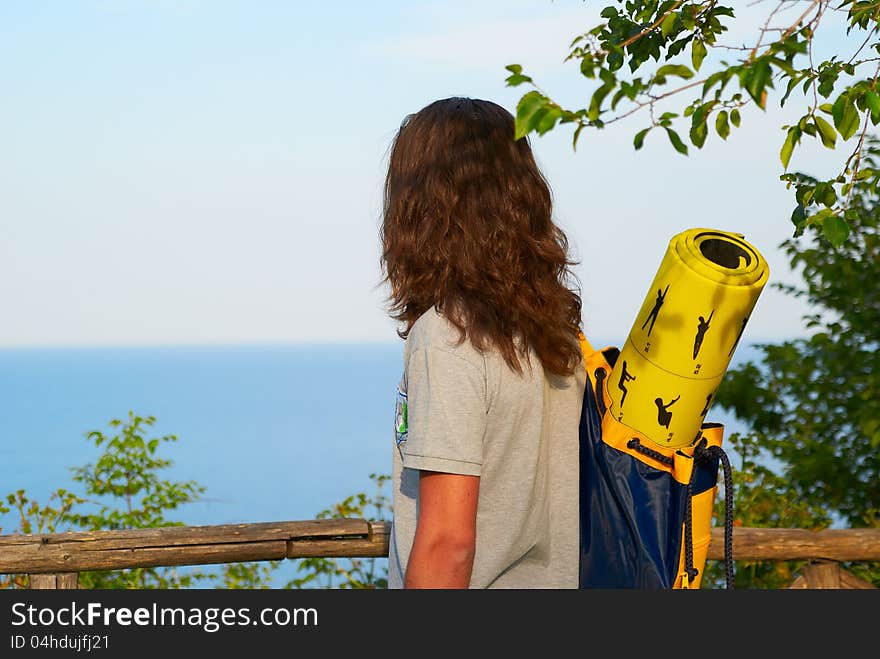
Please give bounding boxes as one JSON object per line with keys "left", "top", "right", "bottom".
{"left": 395, "top": 380, "right": 408, "bottom": 457}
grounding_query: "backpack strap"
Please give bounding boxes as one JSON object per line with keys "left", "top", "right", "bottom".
{"left": 578, "top": 331, "right": 596, "bottom": 363}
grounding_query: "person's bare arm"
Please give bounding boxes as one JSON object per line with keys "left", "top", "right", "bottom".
{"left": 404, "top": 471, "right": 479, "bottom": 589}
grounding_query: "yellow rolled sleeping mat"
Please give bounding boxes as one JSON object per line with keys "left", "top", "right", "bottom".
{"left": 578, "top": 228, "right": 769, "bottom": 589}
{"left": 609, "top": 228, "right": 770, "bottom": 448}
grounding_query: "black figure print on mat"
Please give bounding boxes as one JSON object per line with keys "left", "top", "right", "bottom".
{"left": 617, "top": 360, "right": 636, "bottom": 407}
{"left": 692, "top": 309, "right": 715, "bottom": 360}
{"left": 728, "top": 315, "right": 749, "bottom": 356}
{"left": 640, "top": 284, "right": 669, "bottom": 337}
{"left": 700, "top": 392, "right": 713, "bottom": 417}
{"left": 654, "top": 395, "right": 680, "bottom": 429}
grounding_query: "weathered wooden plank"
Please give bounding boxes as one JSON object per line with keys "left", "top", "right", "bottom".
{"left": 287, "top": 521, "right": 391, "bottom": 558}
{"left": 788, "top": 574, "right": 808, "bottom": 589}
{"left": 287, "top": 537, "right": 388, "bottom": 559}
{"left": 838, "top": 567, "right": 878, "bottom": 589}
{"left": 5, "top": 541, "right": 289, "bottom": 573}
{"left": 708, "top": 527, "right": 880, "bottom": 561}
{"left": 369, "top": 521, "right": 391, "bottom": 542}
{"left": 791, "top": 563, "right": 879, "bottom": 590}
{"left": 285, "top": 520, "right": 390, "bottom": 558}
{"left": 799, "top": 561, "right": 842, "bottom": 589}
{"left": 28, "top": 574, "right": 59, "bottom": 589}
{"left": 27, "top": 573, "right": 79, "bottom": 590}
{"left": 57, "top": 572, "right": 79, "bottom": 589}
{"left": 0, "top": 519, "right": 371, "bottom": 550}
{"left": 4, "top": 522, "right": 880, "bottom": 576}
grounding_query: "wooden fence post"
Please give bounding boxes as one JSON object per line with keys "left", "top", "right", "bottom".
{"left": 28, "top": 573, "right": 79, "bottom": 589}
{"left": 788, "top": 560, "right": 877, "bottom": 589}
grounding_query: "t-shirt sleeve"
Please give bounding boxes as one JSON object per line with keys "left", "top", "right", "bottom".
{"left": 401, "top": 345, "right": 487, "bottom": 476}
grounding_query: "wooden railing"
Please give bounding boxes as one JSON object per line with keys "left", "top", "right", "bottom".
{"left": 1, "top": 520, "right": 878, "bottom": 589}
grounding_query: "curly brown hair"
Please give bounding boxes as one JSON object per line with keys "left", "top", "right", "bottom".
{"left": 379, "top": 97, "right": 583, "bottom": 377}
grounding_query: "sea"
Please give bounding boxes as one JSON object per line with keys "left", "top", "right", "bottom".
{"left": 0, "top": 339, "right": 766, "bottom": 587}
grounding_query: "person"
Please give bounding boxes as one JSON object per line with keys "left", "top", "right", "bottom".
{"left": 654, "top": 394, "right": 680, "bottom": 429}
{"left": 640, "top": 284, "right": 669, "bottom": 337}
{"left": 617, "top": 359, "right": 636, "bottom": 407}
{"left": 692, "top": 310, "right": 714, "bottom": 360}
{"left": 379, "top": 97, "right": 586, "bottom": 589}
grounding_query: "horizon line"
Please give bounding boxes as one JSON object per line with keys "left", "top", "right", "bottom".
{"left": 0, "top": 335, "right": 807, "bottom": 351}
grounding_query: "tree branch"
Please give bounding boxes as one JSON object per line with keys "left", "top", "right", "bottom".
{"left": 619, "top": 1, "right": 685, "bottom": 50}
{"left": 843, "top": 62, "right": 880, "bottom": 212}
{"left": 604, "top": 76, "right": 708, "bottom": 125}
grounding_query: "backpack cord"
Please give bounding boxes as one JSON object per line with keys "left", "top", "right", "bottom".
{"left": 683, "top": 460, "right": 700, "bottom": 587}
{"left": 693, "top": 440, "right": 736, "bottom": 590}
{"left": 626, "top": 437, "right": 673, "bottom": 467}
{"left": 627, "top": 437, "right": 735, "bottom": 590}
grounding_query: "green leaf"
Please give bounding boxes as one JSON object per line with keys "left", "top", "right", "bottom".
{"left": 780, "top": 126, "right": 801, "bottom": 170}
{"left": 716, "top": 110, "right": 730, "bottom": 139}
{"left": 692, "top": 39, "right": 707, "bottom": 72}
{"left": 702, "top": 71, "right": 726, "bottom": 98}
{"left": 822, "top": 213, "right": 850, "bottom": 246}
{"left": 572, "top": 122, "right": 586, "bottom": 151}
{"left": 814, "top": 181, "right": 837, "bottom": 207}
{"left": 580, "top": 54, "right": 598, "bottom": 79}
{"left": 780, "top": 73, "right": 804, "bottom": 107}
{"left": 681, "top": 9, "right": 696, "bottom": 30}
{"left": 504, "top": 75, "right": 532, "bottom": 87}
{"left": 598, "top": 67, "right": 616, "bottom": 85}
{"left": 665, "top": 127, "right": 688, "bottom": 155}
{"left": 633, "top": 127, "right": 651, "bottom": 150}
{"left": 661, "top": 12, "right": 677, "bottom": 38}
{"left": 800, "top": 115, "right": 816, "bottom": 136}
{"left": 744, "top": 59, "right": 772, "bottom": 109}
{"left": 505, "top": 73, "right": 533, "bottom": 87}
{"left": 535, "top": 105, "right": 563, "bottom": 135}
{"left": 865, "top": 91, "right": 880, "bottom": 125}
{"left": 790, "top": 203, "right": 806, "bottom": 227}
{"left": 588, "top": 83, "right": 614, "bottom": 121}
{"left": 656, "top": 64, "right": 694, "bottom": 80}
{"left": 691, "top": 100, "right": 717, "bottom": 126}
{"left": 690, "top": 116, "right": 709, "bottom": 148}
{"left": 814, "top": 115, "right": 837, "bottom": 149}
{"left": 796, "top": 184, "right": 815, "bottom": 206}
{"left": 817, "top": 68, "right": 839, "bottom": 98}
{"left": 806, "top": 206, "right": 835, "bottom": 227}
{"left": 832, "top": 94, "right": 860, "bottom": 140}
{"left": 505, "top": 64, "right": 523, "bottom": 75}
{"left": 730, "top": 108, "right": 741, "bottom": 127}
{"left": 768, "top": 56, "right": 797, "bottom": 77}
{"left": 606, "top": 48, "right": 624, "bottom": 72}
{"left": 515, "top": 91, "right": 547, "bottom": 140}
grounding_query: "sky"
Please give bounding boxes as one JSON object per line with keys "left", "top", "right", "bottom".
{"left": 0, "top": 0, "right": 867, "bottom": 347}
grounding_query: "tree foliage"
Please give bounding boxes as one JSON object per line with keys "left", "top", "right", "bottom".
{"left": 507, "top": 0, "right": 880, "bottom": 245}
{"left": 284, "top": 473, "right": 390, "bottom": 589}
{"left": 0, "top": 412, "right": 211, "bottom": 589}
{"left": 707, "top": 139, "right": 880, "bottom": 588}
{"left": 701, "top": 432, "right": 833, "bottom": 589}
{"left": 0, "top": 412, "right": 390, "bottom": 589}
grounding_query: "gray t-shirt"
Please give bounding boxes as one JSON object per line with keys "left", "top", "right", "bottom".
{"left": 387, "top": 306, "right": 584, "bottom": 588}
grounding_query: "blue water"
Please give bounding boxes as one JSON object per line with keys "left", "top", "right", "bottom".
{"left": 0, "top": 340, "right": 766, "bottom": 586}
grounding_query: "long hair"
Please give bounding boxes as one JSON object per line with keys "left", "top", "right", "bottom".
{"left": 379, "top": 97, "right": 583, "bottom": 377}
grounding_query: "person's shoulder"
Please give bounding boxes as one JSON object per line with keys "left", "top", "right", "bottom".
{"left": 405, "top": 306, "right": 485, "bottom": 371}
